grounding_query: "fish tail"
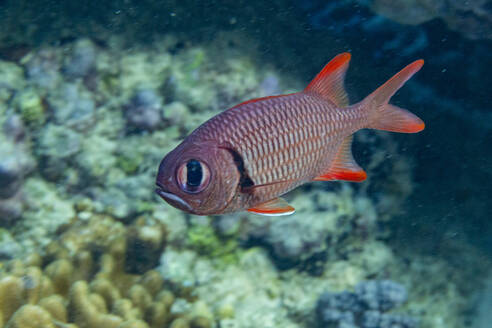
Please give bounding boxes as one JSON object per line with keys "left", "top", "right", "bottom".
{"left": 364, "top": 60, "right": 425, "bottom": 133}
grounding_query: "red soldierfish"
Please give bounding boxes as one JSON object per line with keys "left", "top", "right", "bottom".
{"left": 156, "top": 53, "right": 424, "bottom": 216}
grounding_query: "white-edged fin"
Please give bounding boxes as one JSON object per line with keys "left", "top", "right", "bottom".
{"left": 250, "top": 210, "right": 296, "bottom": 217}
{"left": 247, "top": 197, "right": 295, "bottom": 216}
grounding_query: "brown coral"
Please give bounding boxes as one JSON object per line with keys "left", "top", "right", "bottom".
{"left": 0, "top": 213, "right": 213, "bottom": 328}
{"left": 6, "top": 305, "right": 56, "bottom": 328}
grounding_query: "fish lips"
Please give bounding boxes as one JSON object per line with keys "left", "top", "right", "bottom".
{"left": 155, "top": 185, "right": 193, "bottom": 212}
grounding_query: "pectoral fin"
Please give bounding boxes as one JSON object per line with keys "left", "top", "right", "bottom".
{"left": 314, "top": 136, "right": 367, "bottom": 182}
{"left": 247, "top": 197, "right": 295, "bottom": 216}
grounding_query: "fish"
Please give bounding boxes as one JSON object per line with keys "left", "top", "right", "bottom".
{"left": 156, "top": 53, "right": 424, "bottom": 216}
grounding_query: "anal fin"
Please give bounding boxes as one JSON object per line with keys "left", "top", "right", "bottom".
{"left": 247, "top": 197, "right": 295, "bottom": 216}
{"left": 314, "top": 136, "right": 367, "bottom": 182}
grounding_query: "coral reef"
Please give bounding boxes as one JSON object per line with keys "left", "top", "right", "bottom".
{"left": 62, "top": 38, "right": 97, "bottom": 79}
{"left": 12, "top": 178, "right": 76, "bottom": 253}
{"left": 0, "top": 36, "right": 312, "bottom": 328}
{"left": 236, "top": 185, "right": 380, "bottom": 267}
{"left": 0, "top": 212, "right": 211, "bottom": 328}
{"left": 316, "top": 280, "right": 418, "bottom": 328}
{"left": 35, "top": 123, "right": 82, "bottom": 180}
{"left": 158, "top": 229, "right": 488, "bottom": 328}
{"left": 124, "top": 88, "right": 164, "bottom": 132}
{"left": 0, "top": 113, "right": 34, "bottom": 225}
{"left": 0, "top": 24, "right": 489, "bottom": 328}
{"left": 0, "top": 33, "right": 292, "bottom": 256}
{"left": 47, "top": 82, "right": 95, "bottom": 131}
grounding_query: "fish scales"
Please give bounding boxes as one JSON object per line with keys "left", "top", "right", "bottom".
{"left": 190, "top": 93, "right": 363, "bottom": 198}
{"left": 156, "top": 53, "right": 425, "bottom": 215}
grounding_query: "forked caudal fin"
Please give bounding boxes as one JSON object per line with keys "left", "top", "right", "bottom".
{"left": 364, "top": 59, "right": 425, "bottom": 133}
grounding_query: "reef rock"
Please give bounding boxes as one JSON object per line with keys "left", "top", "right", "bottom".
{"left": 0, "top": 114, "right": 34, "bottom": 225}
{"left": 371, "top": 0, "right": 492, "bottom": 40}
{"left": 316, "top": 280, "right": 418, "bottom": 328}
{"left": 124, "top": 88, "right": 163, "bottom": 132}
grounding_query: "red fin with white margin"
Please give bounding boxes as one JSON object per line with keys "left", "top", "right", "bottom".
{"left": 247, "top": 198, "right": 295, "bottom": 216}
{"left": 314, "top": 136, "right": 367, "bottom": 182}
{"left": 304, "top": 52, "right": 351, "bottom": 107}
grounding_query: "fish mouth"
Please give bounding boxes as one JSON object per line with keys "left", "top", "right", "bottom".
{"left": 155, "top": 185, "right": 192, "bottom": 211}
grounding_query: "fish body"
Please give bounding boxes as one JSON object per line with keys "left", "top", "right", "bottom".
{"left": 156, "top": 53, "right": 425, "bottom": 216}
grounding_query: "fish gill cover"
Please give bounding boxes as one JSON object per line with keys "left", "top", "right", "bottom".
{"left": 0, "top": 1, "right": 490, "bottom": 328}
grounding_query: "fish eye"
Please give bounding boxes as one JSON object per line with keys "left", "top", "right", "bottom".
{"left": 176, "top": 159, "right": 211, "bottom": 193}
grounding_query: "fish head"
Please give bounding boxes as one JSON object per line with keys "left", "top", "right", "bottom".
{"left": 156, "top": 139, "right": 240, "bottom": 215}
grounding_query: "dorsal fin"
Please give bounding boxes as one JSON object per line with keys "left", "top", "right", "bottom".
{"left": 230, "top": 94, "right": 294, "bottom": 110}
{"left": 304, "top": 52, "right": 351, "bottom": 107}
{"left": 314, "top": 136, "right": 367, "bottom": 182}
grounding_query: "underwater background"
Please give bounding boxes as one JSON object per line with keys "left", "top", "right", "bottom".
{"left": 0, "top": 0, "right": 491, "bottom": 327}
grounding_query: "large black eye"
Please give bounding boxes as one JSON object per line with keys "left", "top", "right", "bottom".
{"left": 177, "top": 159, "right": 211, "bottom": 193}
{"left": 186, "top": 160, "right": 202, "bottom": 187}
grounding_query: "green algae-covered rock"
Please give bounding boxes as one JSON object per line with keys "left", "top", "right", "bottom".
{"left": 13, "top": 88, "right": 45, "bottom": 126}
{"left": 186, "top": 218, "right": 239, "bottom": 263}
{"left": 118, "top": 51, "right": 172, "bottom": 101}
{"left": 76, "top": 135, "right": 117, "bottom": 182}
